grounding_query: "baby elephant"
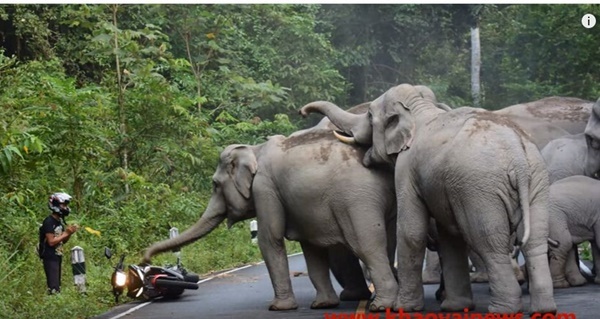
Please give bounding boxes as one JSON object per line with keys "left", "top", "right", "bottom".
{"left": 548, "top": 175, "right": 600, "bottom": 288}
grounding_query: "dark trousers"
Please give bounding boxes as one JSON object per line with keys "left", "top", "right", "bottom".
{"left": 42, "top": 256, "right": 62, "bottom": 294}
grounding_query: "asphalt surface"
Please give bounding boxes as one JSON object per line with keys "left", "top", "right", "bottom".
{"left": 94, "top": 254, "right": 600, "bottom": 319}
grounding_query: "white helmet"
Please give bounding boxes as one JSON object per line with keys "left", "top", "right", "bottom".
{"left": 48, "top": 192, "right": 72, "bottom": 217}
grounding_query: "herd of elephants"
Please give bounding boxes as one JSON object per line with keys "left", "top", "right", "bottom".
{"left": 141, "top": 83, "right": 600, "bottom": 315}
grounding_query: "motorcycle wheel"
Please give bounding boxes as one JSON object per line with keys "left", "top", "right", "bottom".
{"left": 184, "top": 273, "right": 200, "bottom": 283}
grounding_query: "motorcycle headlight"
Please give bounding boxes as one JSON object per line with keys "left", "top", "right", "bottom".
{"left": 115, "top": 271, "right": 127, "bottom": 287}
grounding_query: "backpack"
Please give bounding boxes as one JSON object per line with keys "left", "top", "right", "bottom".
{"left": 37, "top": 224, "right": 46, "bottom": 259}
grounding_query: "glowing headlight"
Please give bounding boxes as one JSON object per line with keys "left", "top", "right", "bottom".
{"left": 115, "top": 271, "right": 127, "bottom": 287}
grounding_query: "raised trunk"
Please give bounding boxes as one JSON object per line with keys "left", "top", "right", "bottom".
{"left": 143, "top": 195, "right": 227, "bottom": 262}
{"left": 300, "top": 101, "right": 371, "bottom": 144}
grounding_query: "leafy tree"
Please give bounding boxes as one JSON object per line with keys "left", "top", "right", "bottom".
{"left": 480, "top": 4, "right": 600, "bottom": 108}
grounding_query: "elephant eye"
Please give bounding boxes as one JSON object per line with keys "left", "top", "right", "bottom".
{"left": 212, "top": 180, "right": 219, "bottom": 191}
{"left": 586, "top": 134, "right": 600, "bottom": 150}
{"left": 385, "top": 114, "right": 399, "bottom": 127}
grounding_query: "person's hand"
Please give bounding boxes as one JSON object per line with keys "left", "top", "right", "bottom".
{"left": 66, "top": 225, "right": 79, "bottom": 235}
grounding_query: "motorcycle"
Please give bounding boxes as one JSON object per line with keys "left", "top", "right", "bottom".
{"left": 105, "top": 247, "right": 199, "bottom": 303}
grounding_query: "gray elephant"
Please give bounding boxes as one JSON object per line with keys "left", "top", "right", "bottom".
{"left": 547, "top": 175, "right": 600, "bottom": 288}
{"left": 541, "top": 97, "right": 600, "bottom": 182}
{"left": 494, "top": 96, "right": 593, "bottom": 136}
{"left": 142, "top": 128, "right": 398, "bottom": 311}
{"left": 300, "top": 83, "right": 557, "bottom": 314}
{"left": 452, "top": 97, "right": 594, "bottom": 283}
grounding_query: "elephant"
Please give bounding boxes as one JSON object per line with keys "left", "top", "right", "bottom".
{"left": 494, "top": 96, "right": 593, "bottom": 136}
{"left": 547, "top": 175, "right": 600, "bottom": 288}
{"left": 300, "top": 83, "right": 557, "bottom": 314}
{"left": 540, "top": 97, "right": 600, "bottom": 183}
{"left": 541, "top": 134, "right": 588, "bottom": 183}
{"left": 142, "top": 125, "right": 399, "bottom": 311}
{"left": 319, "top": 91, "right": 592, "bottom": 287}
{"left": 453, "top": 97, "right": 594, "bottom": 282}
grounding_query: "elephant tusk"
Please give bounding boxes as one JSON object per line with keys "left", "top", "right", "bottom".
{"left": 547, "top": 238, "right": 560, "bottom": 248}
{"left": 333, "top": 130, "right": 356, "bottom": 144}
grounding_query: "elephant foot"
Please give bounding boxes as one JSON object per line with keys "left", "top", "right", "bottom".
{"left": 340, "top": 288, "right": 372, "bottom": 301}
{"left": 469, "top": 271, "right": 489, "bottom": 283}
{"left": 440, "top": 297, "right": 474, "bottom": 312}
{"left": 552, "top": 278, "right": 571, "bottom": 289}
{"left": 566, "top": 272, "right": 587, "bottom": 287}
{"left": 268, "top": 297, "right": 298, "bottom": 311}
{"left": 529, "top": 295, "right": 557, "bottom": 316}
{"left": 310, "top": 299, "right": 339, "bottom": 309}
{"left": 487, "top": 301, "right": 522, "bottom": 314}
{"left": 310, "top": 293, "right": 340, "bottom": 309}
{"left": 393, "top": 299, "right": 424, "bottom": 312}
{"left": 422, "top": 271, "right": 441, "bottom": 284}
{"left": 368, "top": 296, "right": 395, "bottom": 312}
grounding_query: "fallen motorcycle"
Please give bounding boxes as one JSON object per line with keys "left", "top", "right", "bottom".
{"left": 105, "top": 247, "right": 199, "bottom": 303}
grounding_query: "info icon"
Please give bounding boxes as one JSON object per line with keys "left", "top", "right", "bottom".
{"left": 582, "top": 14, "right": 596, "bottom": 29}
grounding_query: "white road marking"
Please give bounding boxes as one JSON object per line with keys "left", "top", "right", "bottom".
{"left": 108, "top": 253, "right": 304, "bottom": 319}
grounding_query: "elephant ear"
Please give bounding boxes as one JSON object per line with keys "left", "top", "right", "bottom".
{"left": 586, "top": 98, "right": 600, "bottom": 139}
{"left": 384, "top": 102, "right": 416, "bottom": 155}
{"left": 228, "top": 146, "right": 258, "bottom": 199}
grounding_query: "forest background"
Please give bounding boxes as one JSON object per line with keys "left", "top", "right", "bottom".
{"left": 1, "top": 4, "right": 599, "bottom": 318}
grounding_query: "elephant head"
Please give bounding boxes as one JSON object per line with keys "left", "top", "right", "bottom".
{"left": 143, "top": 144, "right": 257, "bottom": 262}
{"left": 584, "top": 97, "right": 600, "bottom": 179}
{"left": 300, "top": 84, "right": 440, "bottom": 167}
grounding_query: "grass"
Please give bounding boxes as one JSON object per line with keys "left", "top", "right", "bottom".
{"left": 2, "top": 220, "right": 302, "bottom": 319}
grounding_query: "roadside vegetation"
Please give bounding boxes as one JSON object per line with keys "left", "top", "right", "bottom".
{"left": 1, "top": 4, "right": 598, "bottom": 318}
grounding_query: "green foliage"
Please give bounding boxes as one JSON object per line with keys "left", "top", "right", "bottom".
{"left": 480, "top": 4, "right": 600, "bottom": 108}
{"left": 211, "top": 111, "right": 297, "bottom": 145}
{"left": 580, "top": 242, "right": 592, "bottom": 261}
{"left": 1, "top": 4, "right": 600, "bottom": 318}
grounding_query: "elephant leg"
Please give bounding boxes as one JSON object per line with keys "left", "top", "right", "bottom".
{"left": 436, "top": 226, "right": 474, "bottom": 312}
{"left": 347, "top": 211, "right": 397, "bottom": 312}
{"left": 463, "top": 206, "right": 521, "bottom": 313}
{"left": 434, "top": 263, "right": 446, "bottom": 302}
{"left": 394, "top": 191, "right": 428, "bottom": 312}
{"left": 386, "top": 211, "right": 398, "bottom": 281}
{"left": 422, "top": 248, "right": 441, "bottom": 284}
{"left": 469, "top": 249, "right": 489, "bottom": 283}
{"left": 564, "top": 246, "right": 587, "bottom": 286}
{"left": 300, "top": 242, "right": 340, "bottom": 309}
{"left": 548, "top": 246, "right": 571, "bottom": 288}
{"left": 547, "top": 216, "right": 572, "bottom": 288}
{"left": 522, "top": 202, "right": 557, "bottom": 315}
{"left": 328, "top": 245, "right": 371, "bottom": 301}
{"left": 254, "top": 185, "right": 298, "bottom": 311}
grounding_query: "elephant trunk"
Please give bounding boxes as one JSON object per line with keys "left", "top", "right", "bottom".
{"left": 143, "top": 196, "right": 227, "bottom": 263}
{"left": 299, "top": 101, "right": 371, "bottom": 144}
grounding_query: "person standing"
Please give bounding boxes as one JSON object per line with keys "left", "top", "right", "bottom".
{"left": 38, "top": 192, "right": 78, "bottom": 294}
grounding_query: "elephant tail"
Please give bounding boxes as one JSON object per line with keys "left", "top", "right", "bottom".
{"left": 513, "top": 165, "right": 531, "bottom": 248}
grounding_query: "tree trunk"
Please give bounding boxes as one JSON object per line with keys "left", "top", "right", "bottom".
{"left": 112, "top": 4, "right": 129, "bottom": 194}
{"left": 471, "top": 25, "right": 481, "bottom": 108}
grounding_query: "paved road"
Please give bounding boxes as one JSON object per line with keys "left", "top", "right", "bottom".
{"left": 94, "top": 254, "right": 599, "bottom": 319}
